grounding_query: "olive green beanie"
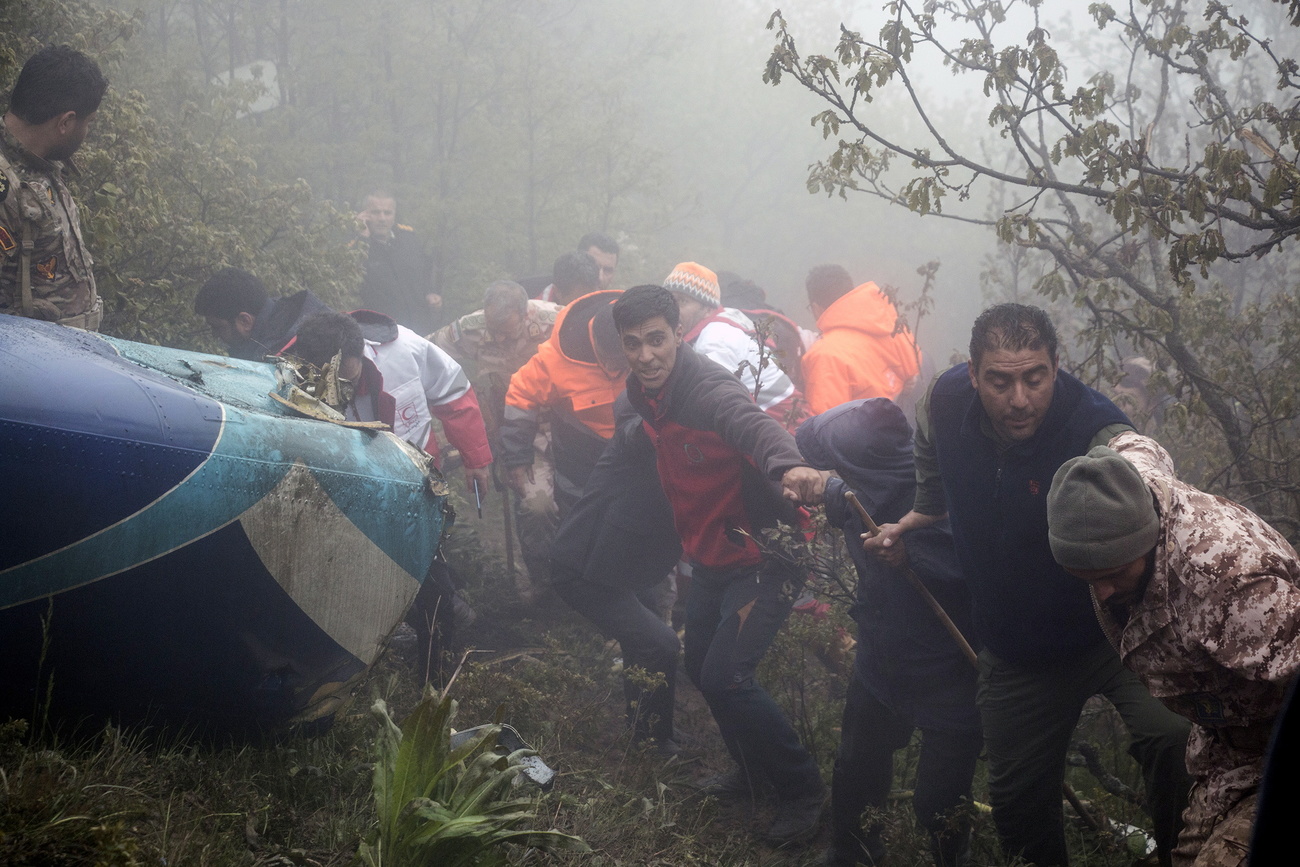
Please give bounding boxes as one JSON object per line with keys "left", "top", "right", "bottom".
{"left": 1047, "top": 446, "right": 1159, "bottom": 571}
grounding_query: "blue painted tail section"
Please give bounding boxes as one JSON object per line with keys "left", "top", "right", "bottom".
{"left": 0, "top": 315, "right": 449, "bottom": 729}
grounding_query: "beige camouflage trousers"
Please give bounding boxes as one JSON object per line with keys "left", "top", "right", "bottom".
{"left": 1172, "top": 791, "right": 1254, "bottom": 867}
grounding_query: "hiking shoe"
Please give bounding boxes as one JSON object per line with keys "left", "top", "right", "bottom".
{"left": 766, "top": 786, "right": 826, "bottom": 846}
{"left": 823, "top": 838, "right": 885, "bottom": 866}
{"left": 632, "top": 730, "right": 684, "bottom": 758}
{"left": 695, "top": 767, "right": 767, "bottom": 801}
{"left": 643, "top": 737, "right": 683, "bottom": 758}
{"left": 452, "top": 593, "right": 478, "bottom": 629}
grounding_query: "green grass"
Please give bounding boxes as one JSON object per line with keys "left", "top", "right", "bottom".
{"left": 0, "top": 533, "right": 1165, "bottom": 866}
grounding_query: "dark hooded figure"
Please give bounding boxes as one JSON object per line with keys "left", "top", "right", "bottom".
{"left": 796, "top": 398, "right": 981, "bottom": 867}
{"left": 194, "top": 267, "right": 332, "bottom": 361}
{"left": 550, "top": 394, "right": 683, "bottom": 752}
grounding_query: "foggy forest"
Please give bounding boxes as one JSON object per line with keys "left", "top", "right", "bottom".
{"left": 3, "top": 0, "right": 1300, "bottom": 864}
{"left": 4, "top": 0, "right": 1298, "bottom": 515}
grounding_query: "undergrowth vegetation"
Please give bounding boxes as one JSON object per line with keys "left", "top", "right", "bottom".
{"left": 1, "top": 527, "right": 1165, "bottom": 866}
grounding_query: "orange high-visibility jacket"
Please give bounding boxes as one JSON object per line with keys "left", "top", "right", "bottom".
{"left": 803, "top": 282, "right": 921, "bottom": 414}
{"left": 500, "top": 291, "right": 626, "bottom": 498}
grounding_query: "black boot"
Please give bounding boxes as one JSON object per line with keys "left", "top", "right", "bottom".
{"left": 407, "top": 561, "right": 458, "bottom": 684}
{"left": 626, "top": 663, "right": 676, "bottom": 743}
{"left": 929, "top": 822, "right": 971, "bottom": 867}
{"left": 827, "top": 756, "right": 888, "bottom": 864}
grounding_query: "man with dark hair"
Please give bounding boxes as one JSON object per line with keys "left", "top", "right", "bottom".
{"left": 194, "top": 267, "right": 331, "bottom": 360}
{"left": 433, "top": 280, "right": 561, "bottom": 598}
{"left": 531, "top": 244, "right": 609, "bottom": 302}
{"left": 801, "top": 263, "right": 921, "bottom": 413}
{"left": 294, "top": 307, "right": 491, "bottom": 498}
{"left": 356, "top": 190, "right": 441, "bottom": 333}
{"left": 1, "top": 46, "right": 108, "bottom": 329}
{"left": 612, "top": 284, "right": 827, "bottom": 846}
{"left": 7, "top": 46, "right": 108, "bottom": 124}
{"left": 291, "top": 310, "right": 366, "bottom": 371}
{"left": 549, "top": 251, "right": 601, "bottom": 306}
{"left": 718, "top": 270, "right": 760, "bottom": 308}
{"left": 577, "top": 231, "right": 619, "bottom": 291}
{"left": 866, "top": 303, "right": 1192, "bottom": 866}
{"left": 804, "top": 263, "right": 855, "bottom": 307}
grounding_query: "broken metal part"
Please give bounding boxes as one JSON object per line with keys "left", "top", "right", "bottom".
{"left": 269, "top": 355, "right": 387, "bottom": 430}
{"left": 449, "top": 723, "right": 556, "bottom": 792}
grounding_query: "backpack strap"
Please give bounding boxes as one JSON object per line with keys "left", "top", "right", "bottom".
{"left": 18, "top": 210, "right": 33, "bottom": 317}
{"left": 0, "top": 154, "right": 33, "bottom": 317}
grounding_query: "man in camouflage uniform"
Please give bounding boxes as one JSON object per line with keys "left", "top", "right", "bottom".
{"left": 433, "top": 280, "right": 560, "bottom": 597}
{"left": 1, "top": 46, "right": 107, "bottom": 330}
{"left": 1048, "top": 432, "right": 1300, "bottom": 867}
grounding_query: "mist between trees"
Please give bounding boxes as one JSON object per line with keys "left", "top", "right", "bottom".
{"left": 4, "top": 0, "right": 1300, "bottom": 534}
{"left": 3, "top": 0, "right": 986, "bottom": 348}
{"left": 767, "top": 0, "right": 1300, "bottom": 536}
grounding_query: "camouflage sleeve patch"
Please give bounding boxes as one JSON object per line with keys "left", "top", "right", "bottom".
{"left": 0, "top": 173, "right": 8, "bottom": 203}
{"left": 458, "top": 309, "right": 488, "bottom": 331}
{"left": 526, "top": 300, "right": 560, "bottom": 336}
{"left": 432, "top": 311, "right": 487, "bottom": 361}
{"left": 0, "top": 225, "right": 14, "bottom": 254}
{"left": 1184, "top": 693, "right": 1229, "bottom": 726}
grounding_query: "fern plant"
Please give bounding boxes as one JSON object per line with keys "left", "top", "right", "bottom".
{"left": 358, "top": 690, "right": 589, "bottom": 866}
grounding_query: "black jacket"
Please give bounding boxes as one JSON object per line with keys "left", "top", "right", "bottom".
{"left": 359, "top": 227, "right": 434, "bottom": 334}
{"left": 797, "top": 398, "right": 979, "bottom": 730}
{"left": 550, "top": 395, "right": 681, "bottom": 589}
{"left": 929, "top": 363, "right": 1129, "bottom": 664}
{"left": 233, "top": 290, "right": 332, "bottom": 361}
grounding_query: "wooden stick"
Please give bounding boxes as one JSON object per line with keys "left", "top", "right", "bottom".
{"left": 844, "top": 491, "right": 1096, "bottom": 828}
{"left": 502, "top": 487, "right": 517, "bottom": 578}
{"left": 844, "top": 490, "right": 979, "bottom": 669}
{"left": 1060, "top": 776, "right": 1105, "bottom": 833}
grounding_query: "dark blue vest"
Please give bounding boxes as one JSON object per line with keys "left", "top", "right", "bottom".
{"left": 930, "top": 363, "right": 1130, "bottom": 664}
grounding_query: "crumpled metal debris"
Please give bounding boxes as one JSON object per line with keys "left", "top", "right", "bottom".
{"left": 269, "top": 353, "right": 387, "bottom": 430}
{"left": 269, "top": 353, "right": 453, "bottom": 527}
